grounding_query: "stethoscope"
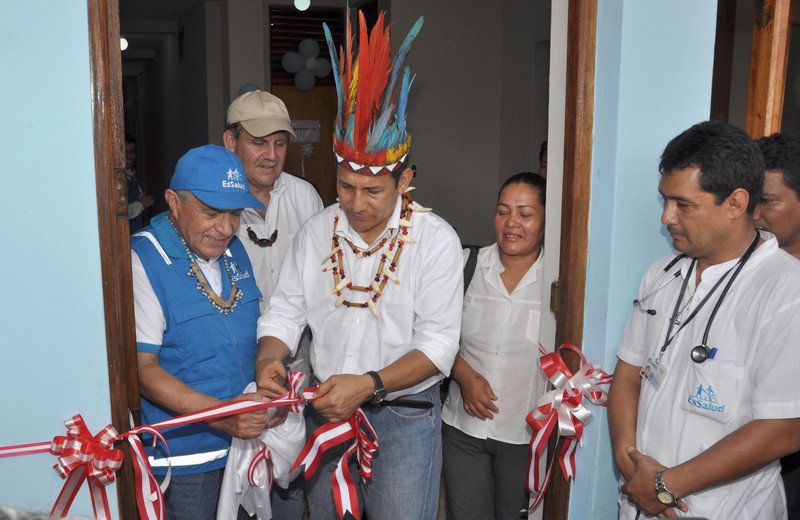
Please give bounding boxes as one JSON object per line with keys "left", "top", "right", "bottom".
{"left": 643, "top": 232, "right": 760, "bottom": 364}
{"left": 632, "top": 254, "right": 686, "bottom": 315}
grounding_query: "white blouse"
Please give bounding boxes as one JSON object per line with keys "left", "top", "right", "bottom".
{"left": 442, "top": 244, "right": 546, "bottom": 445}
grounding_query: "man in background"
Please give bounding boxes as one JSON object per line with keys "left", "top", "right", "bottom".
{"left": 125, "top": 135, "right": 155, "bottom": 233}
{"left": 223, "top": 90, "right": 322, "bottom": 518}
{"left": 756, "top": 130, "right": 800, "bottom": 519}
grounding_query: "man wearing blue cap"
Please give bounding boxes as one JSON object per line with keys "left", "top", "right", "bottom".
{"left": 131, "top": 145, "right": 273, "bottom": 518}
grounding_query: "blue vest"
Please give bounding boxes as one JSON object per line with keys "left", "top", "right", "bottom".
{"left": 131, "top": 212, "right": 262, "bottom": 475}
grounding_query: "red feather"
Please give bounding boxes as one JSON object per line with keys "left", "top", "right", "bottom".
{"left": 354, "top": 12, "right": 391, "bottom": 151}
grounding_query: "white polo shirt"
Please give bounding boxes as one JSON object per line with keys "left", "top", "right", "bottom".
{"left": 257, "top": 196, "right": 463, "bottom": 400}
{"left": 236, "top": 172, "right": 323, "bottom": 313}
{"left": 442, "top": 244, "right": 546, "bottom": 445}
{"left": 617, "top": 233, "right": 800, "bottom": 520}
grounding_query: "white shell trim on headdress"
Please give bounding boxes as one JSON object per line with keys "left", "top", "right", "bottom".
{"left": 335, "top": 152, "right": 409, "bottom": 176}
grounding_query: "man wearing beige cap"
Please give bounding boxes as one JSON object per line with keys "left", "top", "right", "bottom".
{"left": 224, "top": 90, "right": 322, "bottom": 518}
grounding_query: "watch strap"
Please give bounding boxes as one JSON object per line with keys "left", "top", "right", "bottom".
{"left": 654, "top": 469, "right": 678, "bottom": 507}
{"left": 366, "top": 370, "right": 386, "bottom": 404}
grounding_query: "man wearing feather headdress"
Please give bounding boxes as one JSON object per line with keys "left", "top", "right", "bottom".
{"left": 255, "top": 11, "right": 463, "bottom": 519}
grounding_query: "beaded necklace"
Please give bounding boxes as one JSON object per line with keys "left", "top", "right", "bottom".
{"left": 246, "top": 227, "right": 278, "bottom": 247}
{"left": 169, "top": 217, "right": 243, "bottom": 315}
{"left": 322, "top": 192, "right": 424, "bottom": 317}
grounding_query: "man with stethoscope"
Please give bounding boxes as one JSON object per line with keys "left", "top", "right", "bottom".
{"left": 608, "top": 121, "right": 800, "bottom": 520}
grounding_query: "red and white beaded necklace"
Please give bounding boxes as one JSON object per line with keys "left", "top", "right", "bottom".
{"left": 322, "top": 189, "right": 430, "bottom": 317}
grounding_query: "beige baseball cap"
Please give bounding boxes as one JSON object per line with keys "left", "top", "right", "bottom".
{"left": 227, "top": 90, "right": 296, "bottom": 139}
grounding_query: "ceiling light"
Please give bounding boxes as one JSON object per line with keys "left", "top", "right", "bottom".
{"left": 294, "top": 0, "right": 310, "bottom": 11}
{"left": 120, "top": 37, "right": 128, "bottom": 51}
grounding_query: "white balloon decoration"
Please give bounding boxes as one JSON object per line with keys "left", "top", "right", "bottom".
{"left": 281, "top": 38, "right": 331, "bottom": 92}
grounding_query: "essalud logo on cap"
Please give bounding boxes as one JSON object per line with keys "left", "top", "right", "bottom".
{"left": 222, "top": 168, "right": 246, "bottom": 190}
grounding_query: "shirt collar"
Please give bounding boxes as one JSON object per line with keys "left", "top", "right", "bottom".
{"left": 484, "top": 243, "right": 544, "bottom": 293}
{"left": 335, "top": 195, "right": 403, "bottom": 248}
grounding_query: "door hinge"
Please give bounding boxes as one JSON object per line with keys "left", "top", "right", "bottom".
{"left": 550, "top": 278, "right": 560, "bottom": 316}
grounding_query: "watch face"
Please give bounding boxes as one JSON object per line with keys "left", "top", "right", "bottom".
{"left": 657, "top": 490, "right": 674, "bottom": 505}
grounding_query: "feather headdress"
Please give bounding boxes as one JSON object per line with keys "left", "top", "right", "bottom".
{"left": 323, "top": 11, "right": 424, "bottom": 176}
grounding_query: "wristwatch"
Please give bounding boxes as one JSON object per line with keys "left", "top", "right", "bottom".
{"left": 366, "top": 371, "right": 387, "bottom": 405}
{"left": 654, "top": 469, "right": 678, "bottom": 507}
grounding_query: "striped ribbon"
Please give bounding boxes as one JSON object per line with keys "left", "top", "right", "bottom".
{"left": 0, "top": 384, "right": 314, "bottom": 520}
{"left": 291, "top": 409, "right": 379, "bottom": 519}
{"left": 525, "top": 343, "right": 612, "bottom": 512}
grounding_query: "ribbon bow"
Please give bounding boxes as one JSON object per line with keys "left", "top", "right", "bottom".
{"left": 291, "top": 409, "right": 379, "bottom": 519}
{"left": 48, "top": 415, "right": 124, "bottom": 520}
{"left": 525, "top": 343, "right": 612, "bottom": 511}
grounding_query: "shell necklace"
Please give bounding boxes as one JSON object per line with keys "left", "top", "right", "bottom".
{"left": 321, "top": 189, "right": 429, "bottom": 317}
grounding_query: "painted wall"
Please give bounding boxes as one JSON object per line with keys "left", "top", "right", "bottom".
{"left": 570, "top": 1, "right": 717, "bottom": 517}
{"left": 391, "top": 1, "right": 550, "bottom": 246}
{"left": 0, "top": 2, "right": 115, "bottom": 516}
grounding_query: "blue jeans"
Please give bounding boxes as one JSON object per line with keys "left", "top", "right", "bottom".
{"left": 161, "top": 470, "right": 223, "bottom": 520}
{"left": 305, "top": 384, "right": 442, "bottom": 519}
{"left": 270, "top": 474, "right": 306, "bottom": 519}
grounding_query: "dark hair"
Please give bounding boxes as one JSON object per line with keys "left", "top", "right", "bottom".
{"left": 757, "top": 130, "right": 800, "bottom": 198}
{"left": 499, "top": 172, "right": 546, "bottom": 207}
{"left": 125, "top": 134, "right": 136, "bottom": 146}
{"left": 539, "top": 140, "right": 548, "bottom": 163}
{"left": 659, "top": 120, "right": 764, "bottom": 214}
{"left": 225, "top": 123, "right": 242, "bottom": 139}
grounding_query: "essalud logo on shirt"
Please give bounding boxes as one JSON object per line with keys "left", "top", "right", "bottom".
{"left": 687, "top": 384, "right": 725, "bottom": 413}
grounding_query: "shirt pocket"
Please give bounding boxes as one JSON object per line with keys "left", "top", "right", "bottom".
{"left": 525, "top": 308, "right": 542, "bottom": 343}
{"left": 681, "top": 361, "right": 745, "bottom": 425}
{"left": 461, "top": 302, "right": 484, "bottom": 335}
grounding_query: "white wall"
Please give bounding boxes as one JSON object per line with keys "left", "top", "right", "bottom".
{"left": 571, "top": 1, "right": 718, "bottom": 517}
{"left": 391, "top": 1, "right": 550, "bottom": 246}
{"left": 0, "top": 2, "right": 114, "bottom": 516}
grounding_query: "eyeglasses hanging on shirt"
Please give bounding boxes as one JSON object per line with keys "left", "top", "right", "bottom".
{"left": 653, "top": 232, "right": 760, "bottom": 364}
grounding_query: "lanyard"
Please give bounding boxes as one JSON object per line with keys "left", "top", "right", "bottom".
{"left": 656, "top": 232, "right": 760, "bottom": 363}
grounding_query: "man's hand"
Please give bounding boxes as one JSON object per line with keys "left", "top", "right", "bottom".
{"left": 620, "top": 447, "right": 688, "bottom": 518}
{"left": 458, "top": 365, "right": 499, "bottom": 420}
{"left": 208, "top": 392, "right": 270, "bottom": 439}
{"left": 256, "top": 358, "right": 288, "bottom": 398}
{"left": 312, "top": 374, "right": 375, "bottom": 422}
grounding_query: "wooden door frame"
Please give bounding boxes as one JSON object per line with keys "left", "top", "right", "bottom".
{"left": 87, "top": 0, "right": 139, "bottom": 516}
{"left": 542, "top": 1, "right": 597, "bottom": 518}
{"left": 746, "top": 0, "right": 792, "bottom": 138}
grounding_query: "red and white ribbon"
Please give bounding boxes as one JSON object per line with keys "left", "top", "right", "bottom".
{"left": 525, "top": 343, "right": 612, "bottom": 511}
{"left": 0, "top": 378, "right": 315, "bottom": 520}
{"left": 291, "top": 409, "right": 379, "bottom": 519}
{"left": 245, "top": 371, "right": 311, "bottom": 490}
{"left": 47, "top": 415, "right": 124, "bottom": 520}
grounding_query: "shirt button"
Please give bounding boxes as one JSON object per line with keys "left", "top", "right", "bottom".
{"left": 356, "top": 319, "right": 361, "bottom": 324}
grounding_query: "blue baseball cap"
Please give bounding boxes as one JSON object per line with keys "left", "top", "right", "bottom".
{"left": 170, "top": 145, "right": 265, "bottom": 211}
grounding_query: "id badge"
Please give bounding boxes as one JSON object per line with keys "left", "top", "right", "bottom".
{"left": 640, "top": 357, "right": 668, "bottom": 390}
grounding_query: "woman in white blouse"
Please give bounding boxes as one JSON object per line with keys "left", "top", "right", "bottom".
{"left": 442, "top": 172, "right": 546, "bottom": 519}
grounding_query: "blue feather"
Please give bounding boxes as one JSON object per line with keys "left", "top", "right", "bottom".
{"left": 323, "top": 23, "right": 344, "bottom": 134}
{"left": 397, "top": 67, "right": 412, "bottom": 139}
{"left": 381, "top": 16, "right": 423, "bottom": 115}
{"left": 366, "top": 103, "right": 394, "bottom": 153}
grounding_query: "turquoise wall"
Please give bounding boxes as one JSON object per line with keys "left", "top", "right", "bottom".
{"left": 569, "top": 1, "right": 717, "bottom": 517}
{"left": 0, "top": 2, "right": 115, "bottom": 516}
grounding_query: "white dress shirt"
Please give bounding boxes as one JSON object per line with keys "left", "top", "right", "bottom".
{"left": 236, "top": 172, "right": 323, "bottom": 313}
{"left": 442, "top": 244, "right": 546, "bottom": 445}
{"left": 616, "top": 232, "right": 800, "bottom": 520}
{"left": 257, "top": 196, "right": 463, "bottom": 400}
